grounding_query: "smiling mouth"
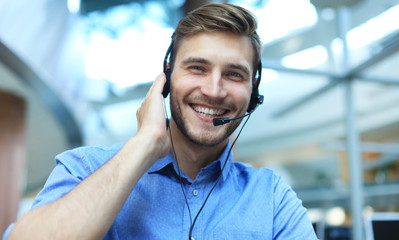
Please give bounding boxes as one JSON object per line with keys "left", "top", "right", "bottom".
{"left": 191, "top": 104, "right": 227, "bottom": 118}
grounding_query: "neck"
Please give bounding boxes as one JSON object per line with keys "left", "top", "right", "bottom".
{"left": 168, "top": 120, "right": 227, "bottom": 181}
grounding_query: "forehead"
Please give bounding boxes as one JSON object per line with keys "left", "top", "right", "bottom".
{"left": 174, "top": 32, "right": 254, "bottom": 70}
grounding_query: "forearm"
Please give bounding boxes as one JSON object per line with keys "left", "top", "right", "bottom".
{"left": 7, "top": 74, "right": 169, "bottom": 240}
{"left": 8, "top": 135, "right": 158, "bottom": 240}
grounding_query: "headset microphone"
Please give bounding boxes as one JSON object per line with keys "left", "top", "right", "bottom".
{"left": 213, "top": 95, "right": 264, "bottom": 126}
{"left": 213, "top": 114, "right": 249, "bottom": 126}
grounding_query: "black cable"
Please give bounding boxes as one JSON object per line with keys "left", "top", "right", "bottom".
{"left": 163, "top": 97, "right": 252, "bottom": 240}
{"left": 188, "top": 115, "right": 251, "bottom": 240}
{"left": 164, "top": 99, "right": 193, "bottom": 226}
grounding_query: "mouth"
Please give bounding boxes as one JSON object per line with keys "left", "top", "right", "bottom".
{"left": 190, "top": 104, "right": 228, "bottom": 118}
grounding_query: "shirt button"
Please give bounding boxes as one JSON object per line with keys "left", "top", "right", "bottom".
{"left": 192, "top": 189, "right": 198, "bottom": 196}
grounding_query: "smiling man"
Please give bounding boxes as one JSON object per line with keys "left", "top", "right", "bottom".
{"left": 168, "top": 31, "right": 254, "bottom": 179}
{"left": 4, "top": 4, "right": 317, "bottom": 240}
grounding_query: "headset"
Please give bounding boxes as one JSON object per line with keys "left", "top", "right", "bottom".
{"left": 162, "top": 36, "right": 264, "bottom": 122}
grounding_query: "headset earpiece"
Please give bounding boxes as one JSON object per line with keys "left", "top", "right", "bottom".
{"left": 162, "top": 68, "right": 171, "bottom": 98}
{"left": 247, "top": 84, "right": 259, "bottom": 112}
{"left": 246, "top": 62, "right": 264, "bottom": 113}
{"left": 162, "top": 37, "right": 174, "bottom": 98}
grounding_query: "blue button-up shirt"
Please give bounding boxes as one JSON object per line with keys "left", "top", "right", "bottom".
{"left": 3, "top": 142, "right": 317, "bottom": 240}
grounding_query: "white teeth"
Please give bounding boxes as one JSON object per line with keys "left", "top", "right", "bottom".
{"left": 192, "top": 105, "right": 225, "bottom": 116}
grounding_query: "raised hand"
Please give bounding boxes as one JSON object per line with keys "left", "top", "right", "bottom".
{"left": 136, "top": 73, "right": 171, "bottom": 161}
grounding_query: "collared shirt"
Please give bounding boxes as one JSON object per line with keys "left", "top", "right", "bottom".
{"left": 3, "top": 142, "right": 317, "bottom": 240}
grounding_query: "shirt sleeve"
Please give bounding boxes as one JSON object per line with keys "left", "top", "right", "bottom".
{"left": 2, "top": 144, "right": 122, "bottom": 240}
{"left": 2, "top": 223, "right": 14, "bottom": 240}
{"left": 31, "top": 148, "right": 95, "bottom": 209}
{"left": 272, "top": 174, "right": 318, "bottom": 239}
{"left": 2, "top": 148, "right": 92, "bottom": 239}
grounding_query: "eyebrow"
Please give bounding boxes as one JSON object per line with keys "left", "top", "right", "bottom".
{"left": 181, "top": 57, "right": 211, "bottom": 66}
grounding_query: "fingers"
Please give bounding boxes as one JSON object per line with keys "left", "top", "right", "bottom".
{"left": 136, "top": 72, "right": 167, "bottom": 130}
{"left": 133, "top": 73, "right": 171, "bottom": 162}
{"left": 147, "top": 73, "right": 166, "bottom": 97}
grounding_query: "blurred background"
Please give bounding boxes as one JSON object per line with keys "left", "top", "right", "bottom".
{"left": 1, "top": 0, "right": 399, "bottom": 239}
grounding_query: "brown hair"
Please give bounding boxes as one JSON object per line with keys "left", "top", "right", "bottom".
{"left": 170, "top": 3, "right": 262, "bottom": 77}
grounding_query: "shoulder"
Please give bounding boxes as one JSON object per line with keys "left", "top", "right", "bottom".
{"left": 232, "top": 161, "right": 280, "bottom": 183}
{"left": 230, "top": 162, "right": 317, "bottom": 239}
{"left": 58, "top": 142, "right": 124, "bottom": 159}
{"left": 30, "top": 142, "right": 126, "bottom": 209}
{"left": 55, "top": 142, "right": 125, "bottom": 175}
{"left": 231, "top": 162, "right": 295, "bottom": 198}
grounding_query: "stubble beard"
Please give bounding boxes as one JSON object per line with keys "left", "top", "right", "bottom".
{"left": 170, "top": 93, "right": 242, "bottom": 147}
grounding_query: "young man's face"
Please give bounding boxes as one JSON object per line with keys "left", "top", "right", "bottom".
{"left": 170, "top": 31, "right": 254, "bottom": 147}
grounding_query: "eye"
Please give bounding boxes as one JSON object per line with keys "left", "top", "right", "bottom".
{"left": 229, "top": 72, "right": 242, "bottom": 77}
{"left": 188, "top": 65, "right": 204, "bottom": 72}
{"left": 225, "top": 71, "right": 244, "bottom": 81}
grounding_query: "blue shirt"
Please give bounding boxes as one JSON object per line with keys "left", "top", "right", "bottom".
{"left": 3, "top": 142, "right": 317, "bottom": 240}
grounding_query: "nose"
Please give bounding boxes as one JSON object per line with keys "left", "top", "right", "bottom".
{"left": 200, "top": 71, "right": 227, "bottom": 99}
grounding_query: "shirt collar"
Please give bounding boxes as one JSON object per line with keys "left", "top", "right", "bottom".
{"left": 148, "top": 153, "right": 175, "bottom": 174}
{"left": 148, "top": 140, "right": 234, "bottom": 182}
{"left": 206, "top": 140, "right": 234, "bottom": 181}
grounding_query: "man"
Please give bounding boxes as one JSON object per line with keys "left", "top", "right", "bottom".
{"left": 4, "top": 4, "right": 317, "bottom": 239}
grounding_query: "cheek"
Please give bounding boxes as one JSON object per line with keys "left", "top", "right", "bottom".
{"left": 170, "top": 80, "right": 189, "bottom": 99}
{"left": 231, "top": 86, "right": 252, "bottom": 108}
{"left": 170, "top": 75, "right": 199, "bottom": 99}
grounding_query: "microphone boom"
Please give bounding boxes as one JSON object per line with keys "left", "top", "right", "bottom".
{"left": 213, "top": 95, "right": 264, "bottom": 126}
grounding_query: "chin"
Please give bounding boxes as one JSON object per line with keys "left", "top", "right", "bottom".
{"left": 170, "top": 94, "right": 243, "bottom": 147}
{"left": 185, "top": 122, "right": 239, "bottom": 147}
{"left": 187, "top": 133, "right": 226, "bottom": 147}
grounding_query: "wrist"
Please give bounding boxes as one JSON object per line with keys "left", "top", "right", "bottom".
{"left": 119, "top": 133, "right": 164, "bottom": 173}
